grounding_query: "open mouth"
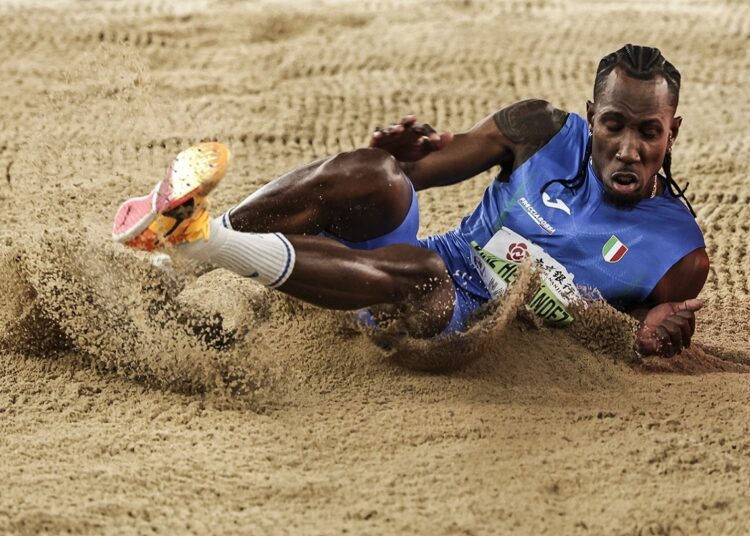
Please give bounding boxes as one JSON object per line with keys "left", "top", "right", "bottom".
{"left": 610, "top": 171, "right": 640, "bottom": 195}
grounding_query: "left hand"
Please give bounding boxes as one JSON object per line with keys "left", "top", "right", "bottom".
{"left": 635, "top": 298, "right": 704, "bottom": 357}
{"left": 370, "top": 115, "right": 453, "bottom": 162}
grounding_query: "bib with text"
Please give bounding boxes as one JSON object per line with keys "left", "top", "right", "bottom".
{"left": 469, "top": 228, "right": 579, "bottom": 325}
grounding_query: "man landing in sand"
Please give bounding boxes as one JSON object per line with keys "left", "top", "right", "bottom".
{"left": 113, "top": 44, "right": 708, "bottom": 358}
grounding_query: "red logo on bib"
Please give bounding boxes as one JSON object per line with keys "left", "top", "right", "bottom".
{"left": 506, "top": 242, "right": 529, "bottom": 262}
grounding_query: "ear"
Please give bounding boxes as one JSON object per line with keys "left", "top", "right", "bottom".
{"left": 670, "top": 116, "right": 682, "bottom": 144}
{"left": 586, "top": 100, "right": 595, "bottom": 128}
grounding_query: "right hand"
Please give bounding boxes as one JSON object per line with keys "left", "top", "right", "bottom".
{"left": 635, "top": 298, "right": 704, "bottom": 357}
{"left": 370, "top": 115, "right": 454, "bottom": 162}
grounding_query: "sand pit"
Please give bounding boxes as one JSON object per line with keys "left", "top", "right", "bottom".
{"left": 2, "top": 0, "right": 750, "bottom": 533}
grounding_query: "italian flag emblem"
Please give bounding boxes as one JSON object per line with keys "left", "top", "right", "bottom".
{"left": 602, "top": 235, "right": 628, "bottom": 263}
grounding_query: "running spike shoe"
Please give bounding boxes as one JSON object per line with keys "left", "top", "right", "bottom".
{"left": 112, "top": 142, "right": 230, "bottom": 251}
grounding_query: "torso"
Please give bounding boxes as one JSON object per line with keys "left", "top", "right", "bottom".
{"left": 455, "top": 113, "right": 704, "bottom": 311}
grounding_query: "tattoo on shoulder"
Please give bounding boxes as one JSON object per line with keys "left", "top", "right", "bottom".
{"left": 493, "top": 99, "right": 568, "bottom": 151}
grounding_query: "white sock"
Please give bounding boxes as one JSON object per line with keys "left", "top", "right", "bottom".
{"left": 220, "top": 210, "right": 235, "bottom": 230}
{"left": 178, "top": 217, "right": 296, "bottom": 288}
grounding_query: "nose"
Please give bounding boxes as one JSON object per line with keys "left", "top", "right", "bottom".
{"left": 615, "top": 130, "right": 641, "bottom": 163}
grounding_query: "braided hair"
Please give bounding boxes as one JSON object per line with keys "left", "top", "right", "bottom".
{"left": 540, "top": 44, "right": 695, "bottom": 216}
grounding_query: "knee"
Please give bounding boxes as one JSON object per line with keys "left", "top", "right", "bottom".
{"left": 322, "top": 148, "right": 408, "bottom": 201}
{"left": 383, "top": 249, "right": 455, "bottom": 336}
{"left": 385, "top": 248, "right": 450, "bottom": 303}
{"left": 415, "top": 251, "right": 452, "bottom": 296}
{"left": 330, "top": 147, "right": 394, "bottom": 171}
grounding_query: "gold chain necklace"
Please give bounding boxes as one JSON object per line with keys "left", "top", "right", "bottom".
{"left": 650, "top": 175, "right": 658, "bottom": 198}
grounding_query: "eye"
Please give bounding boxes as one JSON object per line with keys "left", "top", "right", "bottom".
{"left": 640, "top": 123, "right": 663, "bottom": 140}
{"left": 603, "top": 121, "right": 622, "bottom": 133}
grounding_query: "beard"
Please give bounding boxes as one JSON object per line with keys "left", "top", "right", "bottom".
{"left": 596, "top": 172, "right": 645, "bottom": 209}
{"left": 601, "top": 187, "right": 641, "bottom": 209}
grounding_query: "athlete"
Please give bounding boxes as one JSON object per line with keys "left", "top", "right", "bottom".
{"left": 113, "top": 44, "right": 708, "bottom": 358}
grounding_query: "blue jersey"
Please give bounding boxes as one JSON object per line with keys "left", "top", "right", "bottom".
{"left": 423, "top": 112, "right": 704, "bottom": 312}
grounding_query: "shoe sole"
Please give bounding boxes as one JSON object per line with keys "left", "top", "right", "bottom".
{"left": 112, "top": 142, "right": 230, "bottom": 243}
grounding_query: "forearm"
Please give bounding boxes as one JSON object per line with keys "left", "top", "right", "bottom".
{"left": 400, "top": 128, "right": 510, "bottom": 191}
{"left": 397, "top": 152, "right": 479, "bottom": 191}
{"left": 397, "top": 102, "right": 567, "bottom": 191}
{"left": 398, "top": 166, "right": 466, "bottom": 193}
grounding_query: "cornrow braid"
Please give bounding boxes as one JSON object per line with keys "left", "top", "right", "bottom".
{"left": 625, "top": 44, "right": 660, "bottom": 71}
{"left": 594, "top": 44, "right": 681, "bottom": 107}
{"left": 540, "top": 44, "right": 695, "bottom": 217}
{"left": 661, "top": 150, "right": 696, "bottom": 217}
{"left": 540, "top": 134, "right": 591, "bottom": 195}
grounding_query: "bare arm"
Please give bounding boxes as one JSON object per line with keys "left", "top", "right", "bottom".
{"left": 375, "top": 99, "right": 569, "bottom": 191}
{"left": 400, "top": 114, "right": 509, "bottom": 191}
{"left": 630, "top": 248, "right": 710, "bottom": 357}
{"left": 647, "top": 248, "right": 710, "bottom": 305}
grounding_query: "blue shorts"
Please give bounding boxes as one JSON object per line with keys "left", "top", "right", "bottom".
{"left": 417, "top": 231, "right": 490, "bottom": 333}
{"left": 326, "top": 182, "right": 488, "bottom": 335}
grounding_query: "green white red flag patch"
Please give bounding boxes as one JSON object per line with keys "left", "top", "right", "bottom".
{"left": 602, "top": 235, "right": 628, "bottom": 263}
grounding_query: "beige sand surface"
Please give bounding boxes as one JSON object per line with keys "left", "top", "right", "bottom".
{"left": 1, "top": 0, "right": 750, "bottom": 533}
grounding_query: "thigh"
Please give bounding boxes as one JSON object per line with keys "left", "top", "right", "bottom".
{"left": 228, "top": 148, "right": 413, "bottom": 241}
{"left": 323, "top": 177, "right": 419, "bottom": 249}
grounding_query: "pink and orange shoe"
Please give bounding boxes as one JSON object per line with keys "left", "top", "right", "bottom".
{"left": 112, "top": 142, "right": 230, "bottom": 251}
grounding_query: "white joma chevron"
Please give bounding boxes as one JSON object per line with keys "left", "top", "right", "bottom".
{"left": 542, "top": 192, "right": 571, "bottom": 215}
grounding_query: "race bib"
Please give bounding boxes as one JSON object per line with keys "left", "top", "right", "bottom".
{"left": 469, "top": 228, "right": 579, "bottom": 325}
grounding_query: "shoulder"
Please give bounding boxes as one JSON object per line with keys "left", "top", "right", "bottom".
{"left": 492, "top": 99, "right": 569, "bottom": 149}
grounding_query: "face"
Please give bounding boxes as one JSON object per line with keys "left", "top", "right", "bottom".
{"left": 587, "top": 67, "right": 682, "bottom": 204}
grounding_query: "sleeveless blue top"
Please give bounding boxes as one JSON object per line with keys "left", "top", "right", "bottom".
{"left": 453, "top": 112, "right": 704, "bottom": 309}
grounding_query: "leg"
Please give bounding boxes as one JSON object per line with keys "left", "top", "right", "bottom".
{"left": 227, "top": 148, "right": 413, "bottom": 242}
{"left": 179, "top": 222, "right": 455, "bottom": 337}
{"left": 114, "top": 143, "right": 455, "bottom": 337}
{"left": 221, "top": 147, "right": 453, "bottom": 334}
{"left": 279, "top": 236, "right": 455, "bottom": 338}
